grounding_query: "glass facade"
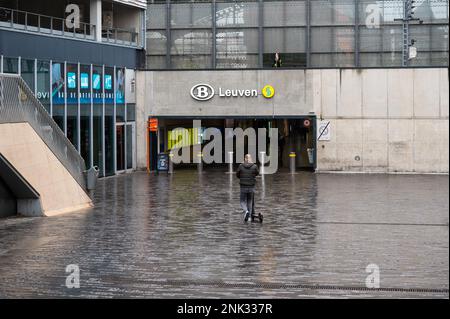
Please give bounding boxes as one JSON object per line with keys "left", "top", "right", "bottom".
{"left": 0, "top": 55, "right": 136, "bottom": 177}
{"left": 145, "top": 0, "right": 449, "bottom": 69}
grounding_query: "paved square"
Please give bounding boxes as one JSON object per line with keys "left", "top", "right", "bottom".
{"left": 0, "top": 171, "right": 448, "bottom": 298}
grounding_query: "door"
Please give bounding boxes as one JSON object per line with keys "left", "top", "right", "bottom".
{"left": 116, "top": 123, "right": 125, "bottom": 172}
{"left": 126, "top": 123, "right": 135, "bottom": 170}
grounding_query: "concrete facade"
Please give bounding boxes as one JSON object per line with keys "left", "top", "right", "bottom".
{"left": 0, "top": 123, "right": 93, "bottom": 216}
{"left": 136, "top": 68, "right": 449, "bottom": 174}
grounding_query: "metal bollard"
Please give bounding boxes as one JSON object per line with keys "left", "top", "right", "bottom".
{"left": 228, "top": 151, "right": 234, "bottom": 174}
{"left": 307, "top": 148, "right": 314, "bottom": 165}
{"left": 85, "top": 166, "right": 99, "bottom": 190}
{"left": 169, "top": 152, "right": 174, "bottom": 174}
{"left": 289, "top": 152, "right": 296, "bottom": 174}
{"left": 197, "top": 152, "right": 203, "bottom": 174}
{"left": 260, "top": 151, "right": 265, "bottom": 175}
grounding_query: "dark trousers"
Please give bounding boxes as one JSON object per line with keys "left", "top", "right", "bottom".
{"left": 240, "top": 186, "right": 255, "bottom": 213}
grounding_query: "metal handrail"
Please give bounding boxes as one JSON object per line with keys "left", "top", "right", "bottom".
{"left": 0, "top": 6, "right": 141, "bottom": 47}
{"left": 0, "top": 74, "right": 88, "bottom": 193}
{"left": 102, "top": 26, "right": 139, "bottom": 45}
{"left": 0, "top": 6, "right": 95, "bottom": 40}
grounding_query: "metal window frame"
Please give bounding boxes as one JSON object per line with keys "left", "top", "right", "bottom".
{"left": 146, "top": 0, "right": 449, "bottom": 70}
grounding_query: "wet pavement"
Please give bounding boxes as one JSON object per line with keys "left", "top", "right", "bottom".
{"left": 0, "top": 170, "right": 448, "bottom": 298}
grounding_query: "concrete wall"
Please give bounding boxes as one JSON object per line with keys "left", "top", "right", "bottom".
{"left": 140, "top": 70, "right": 312, "bottom": 117}
{"left": 0, "top": 29, "right": 142, "bottom": 68}
{"left": 136, "top": 68, "right": 449, "bottom": 174}
{"left": 0, "top": 123, "right": 93, "bottom": 216}
{"left": 313, "top": 68, "right": 449, "bottom": 173}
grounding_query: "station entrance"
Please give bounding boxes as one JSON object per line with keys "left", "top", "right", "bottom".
{"left": 148, "top": 117, "right": 316, "bottom": 172}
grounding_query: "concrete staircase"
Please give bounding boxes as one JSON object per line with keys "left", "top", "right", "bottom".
{"left": 0, "top": 74, "right": 92, "bottom": 217}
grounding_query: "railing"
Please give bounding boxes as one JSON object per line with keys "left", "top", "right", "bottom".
{"left": 0, "top": 6, "right": 141, "bottom": 47}
{"left": 0, "top": 6, "right": 96, "bottom": 40}
{"left": 0, "top": 74, "right": 88, "bottom": 193}
{"left": 102, "top": 26, "right": 139, "bottom": 47}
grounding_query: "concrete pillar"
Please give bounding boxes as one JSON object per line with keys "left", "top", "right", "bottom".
{"left": 90, "top": 0, "right": 102, "bottom": 42}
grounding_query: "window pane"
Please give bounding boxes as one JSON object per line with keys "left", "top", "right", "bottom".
{"left": 360, "top": 52, "right": 404, "bottom": 67}
{"left": 358, "top": 0, "right": 404, "bottom": 24}
{"left": 310, "top": 53, "right": 355, "bottom": 67}
{"left": 36, "top": 60, "right": 50, "bottom": 114}
{"left": 216, "top": 1, "right": 259, "bottom": 27}
{"left": 311, "top": 27, "right": 355, "bottom": 53}
{"left": 105, "top": 104, "right": 115, "bottom": 176}
{"left": 146, "top": 30, "right": 167, "bottom": 55}
{"left": 93, "top": 65, "right": 103, "bottom": 105}
{"left": 414, "top": 0, "right": 449, "bottom": 23}
{"left": 264, "top": 28, "right": 306, "bottom": 53}
{"left": 359, "top": 26, "right": 403, "bottom": 53}
{"left": 116, "top": 67, "right": 125, "bottom": 108}
{"left": 263, "top": 52, "right": 306, "bottom": 67}
{"left": 171, "top": 29, "right": 212, "bottom": 55}
{"left": 80, "top": 64, "right": 91, "bottom": 166}
{"left": 171, "top": 55, "right": 212, "bottom": 69}
{"left": 21, "top": 59, "right": 35, "bottom": 92}
{"left": 147, "top": 3, "right": 166, "bottom": 29}
{"left": 126, "top": 124, "right": 133, "bottom": 170}
{"left": 264, "top": 1, "right": 306, "bottom": 27}
{"left": 171, "top": 2, "right": 212, "bottom": 28}
{"left": 127, "top": 103, "right": 136, "bottom": 122}
{"left": 146, "top": 55, "right": 167, "bottom": 69}
{"left": 430, "top": 51, "right": 448, "bottom": 66}
{"left": 51, "top": 62, "right": 65, "bottom": 131}
{"left": 430, "top": 25, "right": 449, "bottom": 51}
{"left": 3, "top": 57, "right": 18, "bottom": 74}
{"left": 66, "top": 63, "right": 78, "bottom": 149}
{"left": 216, "top": 28, "right": 259, "bottom": 68}
{"left": 93, "top": 104, "right": 104, "bottom": 177}
{"left": 311, "top": 0, "right": 355, "bottom": 25}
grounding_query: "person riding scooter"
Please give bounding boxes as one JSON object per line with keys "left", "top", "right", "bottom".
{"left": 236, "top": 154, "right": 259, "bottom": 222}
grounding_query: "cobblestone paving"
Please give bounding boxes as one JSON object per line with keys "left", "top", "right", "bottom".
{"left": 0, "top": 170, "right": 448, "bottom": 298}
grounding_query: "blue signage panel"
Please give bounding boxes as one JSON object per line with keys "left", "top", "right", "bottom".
{"left": 51, "top": 62, "right": 65, "bottom": 105}
{"left": 104, "top": 67, "right": 114, "bottom": 104}
{"left": 157, "top": 153, "right": 169, "bottom": 171}
{"left": 116, "top": 68, "right": 125, "bottom": 104}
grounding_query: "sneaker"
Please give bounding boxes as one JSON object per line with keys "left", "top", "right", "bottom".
{"left": 244, "top": 211, "right": 250, "bottom": 222}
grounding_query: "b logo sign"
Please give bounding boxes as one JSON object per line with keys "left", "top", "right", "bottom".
{"left": 190, "top": 84, "right": 214, "bottom": 101}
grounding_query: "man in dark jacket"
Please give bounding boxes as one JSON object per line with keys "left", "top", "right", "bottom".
{"left": 236, "top": 154, "right": 259, "bottom": 222}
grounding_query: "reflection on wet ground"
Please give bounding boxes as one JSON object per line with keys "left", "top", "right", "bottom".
{"left": 0, "top": 170, "right": 448, "bottom": 298}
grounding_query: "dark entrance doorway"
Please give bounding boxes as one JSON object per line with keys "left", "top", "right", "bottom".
{"left": 0, "top": 176, "right": 16, "bottom": 218}
{"left": 151, "top": 117, "right": 316, "bottom": 172}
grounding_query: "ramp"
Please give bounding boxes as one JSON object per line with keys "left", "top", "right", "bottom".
{"left": 0, "top": 74, "right": 92, "bottom": 216}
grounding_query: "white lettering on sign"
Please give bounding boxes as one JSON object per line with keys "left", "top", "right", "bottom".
{"left": 218, "top": 88, "right": 258, "bottom": 97}
{"left": 190, "top": 84, "right": 271, "bottom": 101}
